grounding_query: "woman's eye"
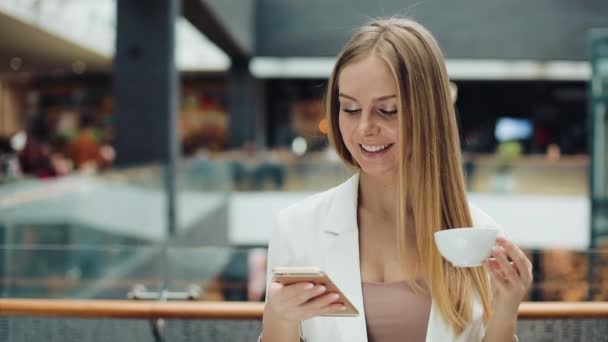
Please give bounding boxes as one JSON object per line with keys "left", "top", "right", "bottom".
{"left": 343, "top": 108, "right": 361, "bottom": 114}
{"left": 379, "top": 109, "right": 398, "bottom": 115}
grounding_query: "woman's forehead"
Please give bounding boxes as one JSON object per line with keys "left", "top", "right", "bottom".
{"left": 338, "top": 57, "right": 398, "bottom": 101}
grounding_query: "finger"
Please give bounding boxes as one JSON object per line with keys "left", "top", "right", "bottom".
{"left": 292, "top": 284, "right": 327, "bottom": 305}
{"left": 302, "top": 291, "right": 341, "bottom": 312}
{"left": 492, "top": 245, "right": 518, "bottom": 283}
{"left": 299, "top": 293, "right": 342, "bottom": 320}
{"left": 485, "top": 258, "right": 508, "bottom": 282}
{"left": 497, "top": 237, "right": 533, "bottom": 282}
{"left": 279, "top": 282, "right": 316, "bottom": 301}
{"left": 319, "top": 303, "right": 347, "bottom": 315}
{"left": 486, "top": 259, "right": 509, "bottom": 290}
{"left": 281, "top": 281, "right": 313, "bottom": 294}
{"left": 301, "top": 301, "right": 345, "bottom": 320}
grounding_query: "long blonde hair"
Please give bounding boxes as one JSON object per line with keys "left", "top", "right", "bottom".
{"left": 325, "top": 18, "right": 492, "bottom": 336}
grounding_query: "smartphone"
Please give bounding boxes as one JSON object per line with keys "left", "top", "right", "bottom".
{"left": 271, "top": 266, "right": 359, "bottom": 317}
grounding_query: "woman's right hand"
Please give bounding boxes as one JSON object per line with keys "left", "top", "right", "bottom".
{"left": 263, "top": 281, "right": 346, "bottom": 324}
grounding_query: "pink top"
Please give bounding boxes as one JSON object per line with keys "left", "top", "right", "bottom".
{"left": 361, "top": 281, "right": 432, "bottom": 342}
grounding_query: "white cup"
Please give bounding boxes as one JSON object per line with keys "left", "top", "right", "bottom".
{"left": 434, "top": 227, "right": 501, "bottom": 267}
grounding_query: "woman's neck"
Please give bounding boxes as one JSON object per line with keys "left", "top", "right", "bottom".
{"left": 358, "top": 171, "right": 398, "bottom": 220}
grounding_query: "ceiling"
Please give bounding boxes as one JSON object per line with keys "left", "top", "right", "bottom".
{"left": 255, "top": 0, "right": 608, "bottom": 60}
{"left": 0, "top": 10, "right": 109, "bottom": 77}
{"left": 0, "top": 0, "right": 606, "bottom": 80}
{"left": 0, "top": 1, "right": 231, "bottom": 79}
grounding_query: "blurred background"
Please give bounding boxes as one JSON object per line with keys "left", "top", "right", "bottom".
{"left": 0, "top": 0, "right": 607, "bottom": 340}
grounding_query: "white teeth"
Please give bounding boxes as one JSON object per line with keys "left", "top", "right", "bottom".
{"left": 361, "top": 144, "right": 389, "bottom": 152}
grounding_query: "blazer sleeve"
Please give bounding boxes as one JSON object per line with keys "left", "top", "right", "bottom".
{"left": 264, "top": 210, "right": 293, "bottom": 300}
{"left": 257, "top": 211, "right": 307, "bottom": 341}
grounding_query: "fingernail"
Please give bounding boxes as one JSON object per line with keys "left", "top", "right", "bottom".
{"left": 339, "top": 306, "right": 347, "bottom": 311}
{"left": 318, "top": 285, "right": 326, "bottom": 292}
{"left": 304, "top": 283, "right": 314, "bottom": 289}
{"left": 331, "top": 293, "right": 340, "bottom": 300}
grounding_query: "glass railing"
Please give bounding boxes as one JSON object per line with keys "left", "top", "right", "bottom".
{"left": 0, "top": 153, "right": 600, "bottom": 303}
{"left": 0, "top": 154, "right": 596, "bottom": 258}
{"left": 0, "top": 244, "right": 607, "bottom": 302}
{"left": 0, "top": 245, "right": 254, "bottom": 301}
{"left": 0, "top": 160, "right": 233, "bottom": 247}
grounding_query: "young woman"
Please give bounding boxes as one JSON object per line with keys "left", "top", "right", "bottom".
{"left": 260, "top": 17, "right": 532, "bottom": 342}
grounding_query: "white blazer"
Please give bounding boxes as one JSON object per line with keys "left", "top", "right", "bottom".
{"left": 264, "top": 173, "right": 501, "bottom": 342}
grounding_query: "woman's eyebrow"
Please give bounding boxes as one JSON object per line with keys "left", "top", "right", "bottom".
{"left": 338, "top": 93, "right": 357, "bottom": 101}
{"left": 338, "top": 93, "right": 396, "bottom": 102}
{"left": 374, "top": 94, "right": 397, "bottom": 102}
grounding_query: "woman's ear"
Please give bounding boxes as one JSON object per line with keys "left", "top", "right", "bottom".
{"left": 449, "top": 82, "right": 458, "bottom": 105}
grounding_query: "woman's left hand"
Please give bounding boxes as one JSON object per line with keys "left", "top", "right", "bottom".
{"left": 484, "top": 236, "right": 533, "bottom": 318}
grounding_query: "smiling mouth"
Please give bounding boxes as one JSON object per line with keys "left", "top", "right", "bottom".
{"left": 360, "top": 143, "right": 393, "bottom": 153}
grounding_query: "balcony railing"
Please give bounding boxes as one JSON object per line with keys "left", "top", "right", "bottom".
{"left": 1, "top": 299, "right": 608, "bottom": 319}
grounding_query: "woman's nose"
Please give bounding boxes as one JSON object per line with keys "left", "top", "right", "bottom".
{"left": 358, "top": 112, "right": 379, "bottom": 136}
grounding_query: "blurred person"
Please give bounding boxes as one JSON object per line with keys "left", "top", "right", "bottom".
{"left": 17, "top": 134, "right": 55, "bottom": 178}
{"left": 67, "top": 113, "right": 100, "bottom": 170}
{"left": 260, "top": 18, "right": 530, "bottom": 342}
{"left": 48, "top": 152, "right": 74, "bottom": 177}
{"left": 248, "top": 248, "right": 268, "bottom": 301}
{"left": 218, "top": 248, "right": 251, "bottom": 301}
{"left": 0, "top": 136, "right": 20, "bottom": 179}
{"left": 229, "top": 141, "right": 286, "bottom": 190}
{"left": 16, "top": 115, "right": 56, "bottom": 178}
{"left": 13, "top": 115, "right": 78, "bottom": 178}
{"left": 96, "top": 144, "right": 116, "bottom": 170}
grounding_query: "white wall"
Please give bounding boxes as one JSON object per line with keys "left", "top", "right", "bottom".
{"left": 229, "top": 192, "right": 589, "bottom": 250}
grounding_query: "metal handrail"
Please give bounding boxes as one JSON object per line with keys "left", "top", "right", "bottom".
{"left": 0, "top": 299, "right": 263, "bottom": 319}
{"left": 1, "top": 299, "right": 608, "bottom": 319}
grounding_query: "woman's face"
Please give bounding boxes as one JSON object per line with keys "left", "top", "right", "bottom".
{"left": 338, "top": 54, "right": 401, "bottom": 179}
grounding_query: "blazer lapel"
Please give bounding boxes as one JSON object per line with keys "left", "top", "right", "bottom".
{"left": 320, "top": 174, "right": 368, "bottom": 342}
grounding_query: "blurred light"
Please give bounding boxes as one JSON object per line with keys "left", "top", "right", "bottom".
{"left": 445, "top": 60, "right": 590, "bottom": 81}
{"left": 9, "top": 57, "right": 23, "bottom": 71}
{"left": 10, "top": 131, "right": 27, "bottom": 151}
{"left": 291, "top": 136, "right": 307, "bottom": 156}
{"left": 495, "top": 117, "right": 533, "bottom": 142}
{"left": 72, "top": 60, "right": 86, "bottom": 74}
{"left": 251, "top": 58, "right": 590, "bottom": 81}
{"left": 318, "top": 118, "right": 329, "bottom": 134}
{"left": 251, "top": 58, "right": 335, "bottom": 78}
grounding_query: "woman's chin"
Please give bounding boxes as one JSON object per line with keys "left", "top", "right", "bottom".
{"left": 358, "top": 166, "right": 397, "bottom": 180}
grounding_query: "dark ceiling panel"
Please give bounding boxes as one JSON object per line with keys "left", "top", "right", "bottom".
{"left": 255, "top": 0, "right": 608, "bottom": 60}
{"left": 183, "top": 0, "right": 254, "bottom": 60}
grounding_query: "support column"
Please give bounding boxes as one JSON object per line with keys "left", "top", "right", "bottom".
{"left": 589, "top": 30, "right": 608, "bottom": 249}
{"left": 114, "top": 0, "right": 180, "bottom": 238}
{"left": 114, "top": 0, "right": 180, "bottom": 168}
{"left": 227, "top": 60, "right": 265, "bottom": 148}
{"left": 588, "top": 29, "right": 608, "bottom": 300}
